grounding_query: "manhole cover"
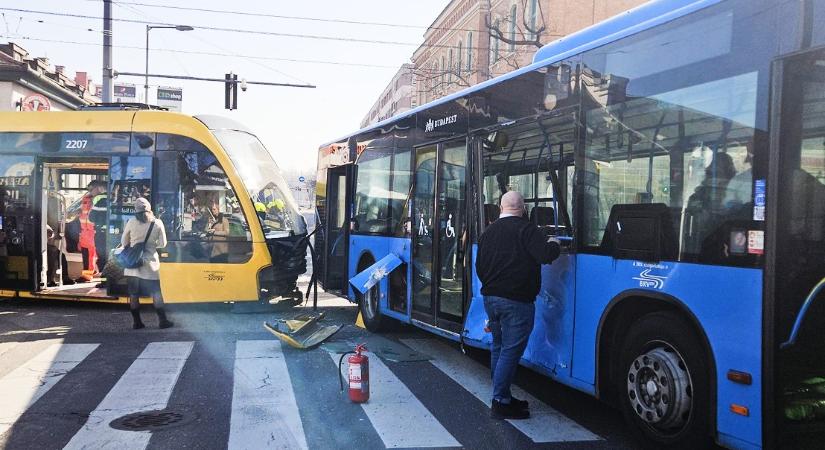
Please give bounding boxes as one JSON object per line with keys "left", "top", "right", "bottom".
{"left": 109, "top": 410, "right": 195, "bottom": 431}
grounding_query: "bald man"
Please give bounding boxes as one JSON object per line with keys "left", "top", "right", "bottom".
{"left": 476, "top": 191, "right": 561, "bottom": 420}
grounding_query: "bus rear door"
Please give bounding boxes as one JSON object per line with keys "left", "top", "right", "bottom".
{"left": 411, "top": 139, "right": 469, "bottom": 333}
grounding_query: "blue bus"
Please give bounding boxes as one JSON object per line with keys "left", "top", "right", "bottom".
{"left": 314, "top": 0, "right": 825, "bottom": 447}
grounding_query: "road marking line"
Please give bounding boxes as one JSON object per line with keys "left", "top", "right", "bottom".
{"left": 327, "top": 350, "right": 460, "bottom": 448}
{"left": 63, "top": 341, "right": 194, "bottom": 450}
{"left": 402, "top": 338, "right": 601, "bottom": 443}
{"left": 0, "top": 342, "right": 98, "bottom": 437}
{"left": 228, "top": 340, "right": 308, "bottom": 450}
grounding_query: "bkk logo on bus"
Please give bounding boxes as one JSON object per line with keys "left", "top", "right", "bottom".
{"left": 632, "top": 261, "right": 669, "bottom": 290}
{"left": 424, "top": 114, "right": 458, "bottom": 133}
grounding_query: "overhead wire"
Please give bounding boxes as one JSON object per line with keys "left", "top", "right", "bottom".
{"left": 0, "top": 7, "right": 495, "bottom": 53}
{"left": 81, "top": 0, "right": 483, "bottom": 34}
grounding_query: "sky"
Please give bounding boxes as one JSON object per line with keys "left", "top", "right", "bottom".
{"left": 0, "top": 0, "right": 450, "bottom": 174}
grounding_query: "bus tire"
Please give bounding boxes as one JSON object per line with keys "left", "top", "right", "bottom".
{"left": 358, "top": 282, "right": 385, "bottom": 332}
{"left": 617, "top": 311, "right": 711, "bottom": 449}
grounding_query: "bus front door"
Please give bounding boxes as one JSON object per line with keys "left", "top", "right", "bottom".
{"left": 411, "top": 140, "right": 468, "bottom": 333}
{"left": 769, "top": 46, "right": 825, "bottom": 447}
{"left": 321, "top": 164, "right": 351, "bottom": 294}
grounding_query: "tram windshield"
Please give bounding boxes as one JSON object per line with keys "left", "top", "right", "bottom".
{"left": 214, "top": 130, "right": 306, "bottom": 237}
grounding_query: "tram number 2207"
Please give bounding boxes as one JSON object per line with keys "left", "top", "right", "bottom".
{"left": 64, "top": 139, "right": 89, "bottom": 150}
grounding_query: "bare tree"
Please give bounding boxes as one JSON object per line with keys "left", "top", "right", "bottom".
{"left": 486, "top": 0, "right": 547, "bottom": 70}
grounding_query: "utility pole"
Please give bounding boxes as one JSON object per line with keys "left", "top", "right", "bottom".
{"left": 102, "top": 0, "right": 113, "bottom": 102}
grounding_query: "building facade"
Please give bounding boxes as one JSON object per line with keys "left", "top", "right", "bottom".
{"left": 411, "top": 0, "right": 646, "bottom": 106}
{"left": 360, "top": 63, "right": 417, "bottom": 128}
{"left": 0, "top": 42, "right": 98, "bottom": 112}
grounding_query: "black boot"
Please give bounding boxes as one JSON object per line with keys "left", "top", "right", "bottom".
{"left": 156, "top": 308, "right": 174, "bottom": 329}
{"left": 130, "top": 309, "right": 145, "bottom": 330}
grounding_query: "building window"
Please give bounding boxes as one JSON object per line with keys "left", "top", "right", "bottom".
{"left": 490, "top": 19, "right": 500, "bottom": 63}
{"left": 448, "top": 49, "right": 454, "bottom": 83}
{"left": 529, "top": 0, "right": 538, "bottom": 39}
{"left": 457, "top": 41, "right": 463, "bottom": 77}
{"left": 509, "top": 4, "right": 517, "bottom": 52}
{"left": 467, "top": 32, "right": 473, "bottom": 71}
{"left": 440, "top": 56, "right": 446, "bottom": 87}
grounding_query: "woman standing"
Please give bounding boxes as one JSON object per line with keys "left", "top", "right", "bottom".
{"left": 122, "top": 198, "right": 172, "bottom": 329}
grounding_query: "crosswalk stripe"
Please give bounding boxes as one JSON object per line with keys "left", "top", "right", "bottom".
{"left": 328, "top": 350, "right": 461, "bottom": 448}
{"left": 0, "top": 342, "right": 98, "bottom": 437}
{"left": 228, "top": 340, "right": 308, "bottom": 450}
{"left": 402, "top": 338, "right": 601, "bottom": 443}
{"left": 63, "top": 341, "right": 194, "bottom": 450}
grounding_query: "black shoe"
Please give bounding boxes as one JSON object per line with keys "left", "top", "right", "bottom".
{"left": 130, "top": 309, "right": 145, "bottom": 330}
{"left": 491, "top": 399, "right": 530, "bottom": 420}
{"left": 156, "top": 308, "right": 174, "bottom": 329}
{"left": 62, "top": 279, "right": 76, "bottom": 285}
{"left": 510, "top": 397, "right": 529, "bottom": 411}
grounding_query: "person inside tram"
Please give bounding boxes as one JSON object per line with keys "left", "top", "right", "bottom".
{"left": 207, "top": 201, "right": 230, "bottom": 263}
{"left": 78, "top": 180, "right": 106, "bottom": 281}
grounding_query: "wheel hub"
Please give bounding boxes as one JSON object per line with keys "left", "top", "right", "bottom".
{"left": 627, "top": 346, "right": 692, "bottom": 430}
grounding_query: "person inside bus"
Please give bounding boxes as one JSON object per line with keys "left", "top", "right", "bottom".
{"left": 476, "top": 190, "right": 561, "bottom": 420}
{"left": 684, "top": 151, "right": 736, "bottom": 256}
{"left": 207, "top": 201, "right": 230, "bottom": 263}
{"left": 123, "top": 198, "right": 172, "bottom": 329}
{"left": 724, "top": 141, "right": 754, "bottom": 210}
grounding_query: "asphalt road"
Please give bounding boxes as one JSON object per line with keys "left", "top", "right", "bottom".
{"left": 0, "top": 285, "right": 645, "bottom": 450}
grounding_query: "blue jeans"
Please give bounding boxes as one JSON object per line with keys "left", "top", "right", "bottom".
{"left": 483, "top": 295, "right": 535, "bottom": 404}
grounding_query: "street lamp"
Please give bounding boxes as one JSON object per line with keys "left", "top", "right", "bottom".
{"left": 145, "top": 24, "right": 194, "bottom": 104}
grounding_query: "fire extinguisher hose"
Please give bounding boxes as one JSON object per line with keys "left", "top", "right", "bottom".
{"left": 338, "top": 351, "right": 356, "bottom": 392}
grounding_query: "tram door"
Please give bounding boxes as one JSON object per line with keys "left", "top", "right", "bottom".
{"left": 0, "top": 156, "right": 37, "bottom": 291}
{"left": 321, "top": 164, "right": 352, "bottom": 294}
{"left": 411, "top": 140, "right": 468, "bottom": 333}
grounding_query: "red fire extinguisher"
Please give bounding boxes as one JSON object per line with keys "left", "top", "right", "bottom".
{"left": 338, "top": 343, "right": 369, "bottom": 403}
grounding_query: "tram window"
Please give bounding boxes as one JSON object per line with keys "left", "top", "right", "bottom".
{"left": 131, "top": 133, "right": 155, "bottom": 156}
{"left": 156, "top": 150, "right": 251, "bottom": 263}
{"left": 155, "top": 134, "right": 210, "bottom": 153}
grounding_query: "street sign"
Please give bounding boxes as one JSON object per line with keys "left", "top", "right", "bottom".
{"left": 157, "top": 86, "right": 183, "bottom": 112}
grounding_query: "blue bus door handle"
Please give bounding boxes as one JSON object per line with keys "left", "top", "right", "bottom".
{"left": 349, "top": 253, "right": 403, "bottom": 295}
{"left": 781, "top": 277, "right": 825, "bottom": 349}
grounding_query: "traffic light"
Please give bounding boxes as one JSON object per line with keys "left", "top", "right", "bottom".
{"left": 225, "top": 73, "right": 238, "bottom": 110}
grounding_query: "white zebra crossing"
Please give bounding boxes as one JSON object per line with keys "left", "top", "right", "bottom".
{"left": 328, "top": 350, "right": 461, "bottom": 448}
{"left": 228, "top": 340, "right": 308, "bottom": 450}
{"left": 0, "top": 342, "right": 99, "bottom": 437}
{"left": 0, "top": 337, "right": 601, "bottom": 449}
{"left": 402, "top": 338, "right": 601, "bottom": 443}
{"left": 64, "top": 341, "right": 194, "bottom": 450}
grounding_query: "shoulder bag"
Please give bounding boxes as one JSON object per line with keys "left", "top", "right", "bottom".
{"left": 115, "top": 220, "right": 156, "bottom": 269}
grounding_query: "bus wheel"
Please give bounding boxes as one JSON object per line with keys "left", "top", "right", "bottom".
{"left": 618, "top": 312, "right": 711, "bottom": 449}
{"left": 359, "top": 283, "right": 385, "bottom": 332}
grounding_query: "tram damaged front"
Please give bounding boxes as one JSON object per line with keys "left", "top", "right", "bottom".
{"left": 203, "top": 116, "right": 308, "bottom": 301}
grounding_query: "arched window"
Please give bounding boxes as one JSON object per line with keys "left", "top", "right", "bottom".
{"left": 448, "top": 49, "right": 454, "bottom": 83}
{"left": 529, "top": 0, "right": 538, "bottom": 39}
{"left": 457, "top": 41, "right": 463, "bottom": 77}
{"left": 466, "top": 32, "right": 473, "bottom": 71}
{"left": 490, "top": 19, "right": 500, "bottom": 63}
{"left": 509, "top": 4, "right": 517, "bottom": 51}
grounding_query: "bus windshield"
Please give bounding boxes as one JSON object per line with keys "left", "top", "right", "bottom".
{"left": 213, "top": 130, "right": 306, "bottom": 237}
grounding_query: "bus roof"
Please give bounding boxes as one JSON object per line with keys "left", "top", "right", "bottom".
{"left": 320, "top": 0, "right": 721, "bottom": 148}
